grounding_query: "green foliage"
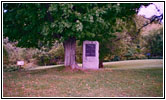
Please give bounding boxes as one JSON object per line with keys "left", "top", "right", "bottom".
{"left": 3, "top": 3, "right": 148, "bottom": 48}
{"left": 3, "top": 37, "right": 39, "bottom": 65}
{"left": 3, "top": 3, "right": 150, "bottom": 64}
{"left": 3, "top": 65, "right": 21, "bottom": 72}
{"left": 99, "top": 15, "right": 148, "bottom": 61}
{"left": 3, "top": 39, "right": 21, "bottom": 65}
{"left": 143, "top": 27, "right": 163, "bottom": 58}
{"left": 35, "top": 53, "right": 51, "bottom": 66}
{"left": 34, "top": 44, "right": 64, "bottom": 66}
{"left": 48, "top": 44, "right": 64, "bottom": 64}
{"left": 124, "top": 47, "right": 147, "bottom": 60}
{"left": 3, "top": 46, "right": 9, "bottom": 64}
{"left": 100, "top": 14, "right": 163, "bottom": 61}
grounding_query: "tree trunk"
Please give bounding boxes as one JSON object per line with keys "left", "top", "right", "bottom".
{"left": 63, "top": 37, "right": 79, "bottom": 69}
{"left": 99, "top": 60, "right": 104, "bottom": 68}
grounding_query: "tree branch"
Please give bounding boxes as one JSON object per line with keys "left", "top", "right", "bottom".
{"left": 42, "top": 3, "right": 54, "bottom": 22}
{"left": 136, "top": 14, "right": 163, "bottom": 34}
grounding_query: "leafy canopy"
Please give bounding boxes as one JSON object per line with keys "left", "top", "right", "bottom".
{"left": 3, "top": 3, "right": 149, "bottom": 48}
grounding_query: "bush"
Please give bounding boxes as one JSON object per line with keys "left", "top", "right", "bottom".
{"left": 48, "top": 44, "right": 64, "bottom": 65}
{"left": 3, "top": 47, "right": 9, "bottom": 65}
{"left": 124, "top": 49, "right": 134, "bottom": 60}
{"left": 21, "top": 48, "right": 39, "bottom": 63}
{"left": 34, "top": 44, "right": 64, "bottom": 66}
{"left": 112, "top": 56, "right": 120, "bottom": 61}
{"left": 143, "top": 27, "right": 163, "bottom": 58}
{"left": 34, "top": 41, "right": 83, "bottom": 65}
{"left": 34, "top": 51, "right": 52, "bottom": 66}
{"left": 3, "top": 65, "right": 22, "bottom": 72}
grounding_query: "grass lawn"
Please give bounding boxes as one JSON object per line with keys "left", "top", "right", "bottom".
{"left": 3, "top": 60, "right": 163, "bottom": 97}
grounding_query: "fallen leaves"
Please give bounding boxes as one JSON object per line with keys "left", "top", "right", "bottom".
{"left": 3, "top": 67, "right": 163, "bottom": 97}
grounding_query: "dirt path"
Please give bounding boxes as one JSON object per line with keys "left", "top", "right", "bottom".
{"left": 27, "top": 59, "right": 163, "bottom": 70}
{"left": 27, "top": 64, "right": 64, "bottom": 70}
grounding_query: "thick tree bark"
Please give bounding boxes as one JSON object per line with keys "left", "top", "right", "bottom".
{"left": 63, "top": 37, "right": 79, "bottom": 69}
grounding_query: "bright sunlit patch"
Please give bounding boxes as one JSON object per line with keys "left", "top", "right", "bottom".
{"left": 138, "top": 3, "right": 163, "bottom": 18}
{"left": 4, "top": 9, "right": 7, "bottom": 13}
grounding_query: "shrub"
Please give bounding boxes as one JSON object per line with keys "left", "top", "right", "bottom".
{"left": 3, "top": 46, "right": 9, "bottom": 65}
{"left": 124, "top": 49, "right": 134, "bottom": 60}
{"left": 4, "top": 37, "right": 40, "bottom": 66}
{"left": 34, "top": 52, "right": 50, "bottom": 66}
{"left": 112, "top": 56, "right": 120, "bottom": 61}
{"left": 48, "top": 44, "right": 64, "bottom": 64}
{"left": 143, "top": 27, "right": 163, "bottom": 58}
{"left": 3, "top": 65, "right": 22, "bottom": 72}
{"left": 34, "top": 44, "right": 64, "bottom": 66}
{"left": 3, "top": 38, "right": 24, "bottom": 65}
{"left": 21, "top": 48, "right": 39, "bottom": 63}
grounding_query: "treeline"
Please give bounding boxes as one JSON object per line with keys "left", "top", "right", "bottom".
{"left": 3, "top": 15, "right": 163, "bottom": 67}
{"left": 3, "top": 25, "right": 163, "bottom": 67}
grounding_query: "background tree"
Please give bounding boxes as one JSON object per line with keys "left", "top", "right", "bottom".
{"left": 143, "top": 27, "right": 163, "bottom": 58}
{"left": 3, "top": 3, "right": 149, "bottom": 69}
{"left": 99, "top": 13, "right": 163, "bottom": 62}
{"left": 98, "top": 15, "right": 148, "bottom": 66}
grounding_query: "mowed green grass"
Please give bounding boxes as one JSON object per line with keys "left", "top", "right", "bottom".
{"left": 3, "top": 60, "right": 163, "bottom": 97}
{"left": 104, "top": 59, "right": 163, "bottom": 69}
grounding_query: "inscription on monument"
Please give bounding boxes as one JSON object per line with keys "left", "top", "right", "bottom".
{"left": 86, "top": 44, "right": 96, "bottom": 57}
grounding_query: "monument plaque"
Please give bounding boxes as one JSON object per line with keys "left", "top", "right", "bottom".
{"left": 86, "top": 44, "right": 96, "bottom": 57}
{"left": 83, "top": 41, "right": 99, "bottom": 69}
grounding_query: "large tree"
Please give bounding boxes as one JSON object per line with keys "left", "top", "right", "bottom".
{"left": 3, "top": 3, "right": 149, "bottom": 69}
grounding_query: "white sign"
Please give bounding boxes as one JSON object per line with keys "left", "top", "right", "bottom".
{"left": 17, "top": 61, "right": 24, "bottom": 66}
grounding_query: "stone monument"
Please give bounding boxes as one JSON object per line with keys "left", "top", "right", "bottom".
{"left": 82, "top": 41, "right": 99, "bottom": 69}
